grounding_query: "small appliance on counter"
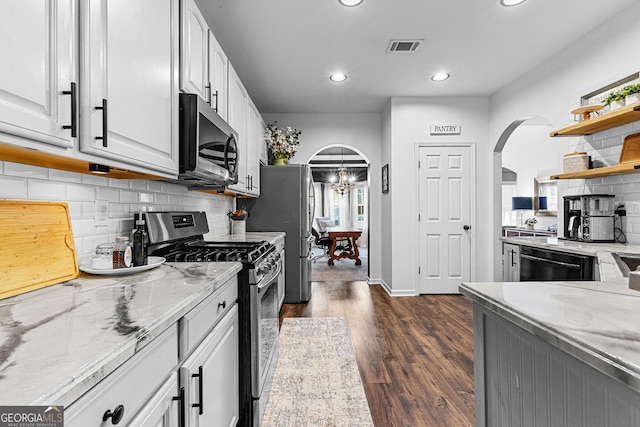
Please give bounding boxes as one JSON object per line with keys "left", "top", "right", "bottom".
{"left": 563, "top": 194, "right": 615, "bottom": 242}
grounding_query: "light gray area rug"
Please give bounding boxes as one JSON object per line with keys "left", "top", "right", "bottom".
{"left": 261, "top": 317, "right": 374, "bottom": 427}
{"left": 310, "top": 247, "right": 368, "bottom": 282}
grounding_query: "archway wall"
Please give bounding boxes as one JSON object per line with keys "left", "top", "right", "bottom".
{"left": 262, "top": 113, "right": 383, "bottom": 282}
{"left": 489, "top": 2, "right": 640, "bottom": 279}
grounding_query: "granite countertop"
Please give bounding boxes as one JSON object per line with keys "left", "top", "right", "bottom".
{"left": 460, "top": 280, "right": 640, "bottom": 393}
{"left": 0, "top": 261, "right": 242, "bottom": 406}
{"left": 501, "top": 236, "right": 640, "bottom": 282}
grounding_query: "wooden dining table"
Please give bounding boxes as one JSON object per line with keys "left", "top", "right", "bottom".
{"left": 325, "top": 227, "right": 363, "bottom": 266}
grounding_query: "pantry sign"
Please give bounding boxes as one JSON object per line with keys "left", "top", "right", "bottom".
{"left": 430, "top": 124, "right": 461, "bottom": 135}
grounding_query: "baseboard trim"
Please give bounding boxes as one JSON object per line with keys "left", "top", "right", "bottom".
{"left": 367, "top": 279, "right": 417, "bottom": 297}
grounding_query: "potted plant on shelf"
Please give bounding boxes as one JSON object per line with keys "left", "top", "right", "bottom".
{"left": 603, "top": 90, "right": 627, "bottom": 111}
{"left": 623, "top": 83, "right": 640, "bottom": 106}
{"left": 265, "top": 121, "right": 302, "bottom": 166}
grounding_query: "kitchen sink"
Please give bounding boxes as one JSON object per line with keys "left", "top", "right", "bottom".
{"left": 611, "top": 252, "right": 640, "bottom": 277}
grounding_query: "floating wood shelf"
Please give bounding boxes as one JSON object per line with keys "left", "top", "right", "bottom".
{"left": 551, "top": 132, "right": 640, "bottom": 180}
{"left": 550, "top": 163, "right": 640, "bottom": 180}
{"left": 550, "top": 102, "right": 640, "bottom": 137}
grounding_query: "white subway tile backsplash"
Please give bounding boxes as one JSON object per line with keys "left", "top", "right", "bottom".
{"left": 140, "top": 192, "right": 154, "bottom": 203}
{"left": 110, "top": 203, "right": 132, "bottom": 219}
{"left": 129, "top": 180, "right": 147, "bottom": 190}
{"left": 28, "top": 179, "right": 66, "bottom": 200}
{"left": 66, "top": 201, "right": 84, "bottom": 219}
{"left": 83, "top": 201, "right": 97, "bottom": 219}
{"left": 96, "top": 187, "right": 120, "bottom": 202}
{"left": 5, "top": 163, "right": 48, "bottom": 179}
{"left": 147, "top": 180, "right": 163, "bottom": 192}
{"left": 82, "top": 173, "right": 110, "bottom": 186}
{"left": 67, "top": 183, "right": 96, "bottom": 201}
{"left": 0, "top": 161, "right": 235, "bottom": 257}
{"left": 71, "top": 218, "right": 97, "bottom": 237}
{"left": 155, "top": 193, "right": 169, "bottom": 204}
{"left": 0, "top": 176, "right": 27, "bottom": 198}
{"left": 50, "top": 169, "right": 83, "bottom": 183}
{"left": 119, "top": 189, "right": 139, "bottom": 203}
{"left": 108, "top": 178, "right": 130, "bottom": 189}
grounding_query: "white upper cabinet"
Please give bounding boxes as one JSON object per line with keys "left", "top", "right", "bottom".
{"left": 247, "top": 99, "right": 263, "bottom": 196}
{"left": 0, "top": 0, "right": 77, "bottom": 149}
{"left": 227, "top": 64, "right": 248, "bottom": 193}
{"left": 180, "top": 0, "right": 209, "bottom": 99}
{"left": 80, "top": 0, "right": 179, "bottom": 176}
{"left": 208, "top": 30, "right": 228, "bottom": 121}
{"left": 180, "top": 0, "right": 229, "bottom": 121}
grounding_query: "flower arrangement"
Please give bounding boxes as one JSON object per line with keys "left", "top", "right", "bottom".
{"left": 524, "top": 217, "right": 537, "bottom": 227}
{"left": 227, "top": 209, "right": 248, "bottom": 220}
{"left": 265, "top": 121, "right": 301, "bottom": 165}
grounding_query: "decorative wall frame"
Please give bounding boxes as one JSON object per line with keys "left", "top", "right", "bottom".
{"left": 382, "top": 164, "right": 389, "bottom": 194}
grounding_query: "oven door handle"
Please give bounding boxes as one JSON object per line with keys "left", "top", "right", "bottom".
{"left": 520, "top": 254, "right": 581, "bottom": 270}
{"left": 257, "top": 262, "right": 282, "bottom": 291}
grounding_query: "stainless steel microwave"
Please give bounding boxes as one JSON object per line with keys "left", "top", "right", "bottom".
{"left": 177, "top": 93, "right": 238, "bottom": 189}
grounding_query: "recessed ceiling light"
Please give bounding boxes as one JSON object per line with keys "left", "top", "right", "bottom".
{"left": 330, "top": 73, "right": 347, "bottom": 82}
{"left": 500, "top": 0, "right": 526, "bottom": 6}
{"left": 338, "top": 0, "right": 363, "bottom": 6}
{"left": 431, "top": 73, "right": 450, "bottom": 82}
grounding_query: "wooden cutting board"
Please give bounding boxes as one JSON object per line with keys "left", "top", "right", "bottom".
{"left": 619, "top": 132, "right": 640, "bottom": 165}
{"left": 0, "top": 201, "right": 79, "bottom": 299}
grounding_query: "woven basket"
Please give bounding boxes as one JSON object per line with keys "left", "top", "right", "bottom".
{"left": 563, "top": 152, "right": 589, "bottom": 173}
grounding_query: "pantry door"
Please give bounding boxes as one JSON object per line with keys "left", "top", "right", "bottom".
{"left": 418, "top": 145, "right": 474, "bottom": 294}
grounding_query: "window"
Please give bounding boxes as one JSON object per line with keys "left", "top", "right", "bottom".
{"left": 356, "top": 188, "right": 365, "bottom": 228}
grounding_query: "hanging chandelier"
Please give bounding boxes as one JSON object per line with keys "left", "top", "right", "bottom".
{"left": 330, "top": 148, "right": 356, "bottom": 195}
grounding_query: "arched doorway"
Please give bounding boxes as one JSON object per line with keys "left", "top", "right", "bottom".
{"left": 492, "top": 116, "right": 563, "bottom": 280}
{"left": 307, "top": 145, "right": 371, "bottom": 281}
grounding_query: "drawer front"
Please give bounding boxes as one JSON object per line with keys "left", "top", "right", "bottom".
{"left": 65, "top": 325, "right": 178, "bottom": 427}
{"left": 179, "top": 276, "right": 238, "bottom": 358}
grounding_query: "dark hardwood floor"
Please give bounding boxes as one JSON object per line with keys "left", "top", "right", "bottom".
{"left": 279, "top": 281, "right": 475, "bottom": 427}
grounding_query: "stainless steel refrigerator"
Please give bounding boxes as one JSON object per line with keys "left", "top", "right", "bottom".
{"left": 238, "top": 165, "right": 314, "bottom": 303}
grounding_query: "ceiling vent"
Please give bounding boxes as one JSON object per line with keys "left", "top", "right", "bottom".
{"left": 386, "top": 39, "right": 422, "bottom": 53}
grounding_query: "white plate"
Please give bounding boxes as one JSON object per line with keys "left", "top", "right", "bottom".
{"left": 80, "top": 256, "right": 166, "bottom": 276}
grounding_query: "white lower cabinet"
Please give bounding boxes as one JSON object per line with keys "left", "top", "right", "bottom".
{"left": 65, "top": 276, "right": 240, "bottom": 427}
{"left": 502, "top": 243, "right": 520, "bottom": 282}
{"left": 181, "top": 304, "right": 239, "bottom": 427}
{"left": 65, "top": 325, "right": 179, "bottom": 426}
{"left": 129, "top": 373, "right": 181, "bottom": 427}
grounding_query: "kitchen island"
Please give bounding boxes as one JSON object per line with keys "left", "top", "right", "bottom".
{"left": 460, "top": 279, "right": 640, "bottom": 426}
{"left": 0, "top": 261, "right": 241, "bottom": 409}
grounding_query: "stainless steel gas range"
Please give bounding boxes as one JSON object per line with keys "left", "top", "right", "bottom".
{"left": 145, "top": 211, "right": 281, "bottom": 427}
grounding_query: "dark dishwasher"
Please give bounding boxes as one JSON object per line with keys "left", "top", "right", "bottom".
{"left": 520, "top": 246, "right": 595, "bottom": 281}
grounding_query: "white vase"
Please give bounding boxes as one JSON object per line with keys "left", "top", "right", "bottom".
{"left": 626, "top": 93, "right": 640, "bottom": 106}
{"left": 610, "top": 99, "right": 625, "bottom": 111}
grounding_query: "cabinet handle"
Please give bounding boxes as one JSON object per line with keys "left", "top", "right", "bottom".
{"left": 205, "top": 83, "right": 212, "bottom": 105}
{"left": 212, "top": 90, "right": 219, "bottom": 112}
{"left": 191, "top": 366, "right": 204, "bottom": 415}
{"left": 95, "top": 99, "right": 108, "bottom": 147}
{"left": 62, "top": 82, "right": 77, "bottom": 137}
{"left": 102, "top": 404, "right": 125, "bottom": 424}
{"left": 172, "top": 387, "right": 186, "bottom": 427}
{"left": 218, "top": 300, "right": 226, "bottom": 309}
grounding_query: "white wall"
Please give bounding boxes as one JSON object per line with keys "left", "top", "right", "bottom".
{"left": 386, "top": 96, "right": 491, "bottom": 294}
{"left": 262, "top": 113, "right": 383, "bottom": 282}
{"left": 489, "top": 2, "right": 640, "bottom": 279}
{"left": 0, "top": 161, "right": 235, "bottom": 260}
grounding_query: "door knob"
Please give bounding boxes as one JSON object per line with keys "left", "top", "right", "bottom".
{"left": 463, "top": 225, "right": 471, "bottom": 231}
